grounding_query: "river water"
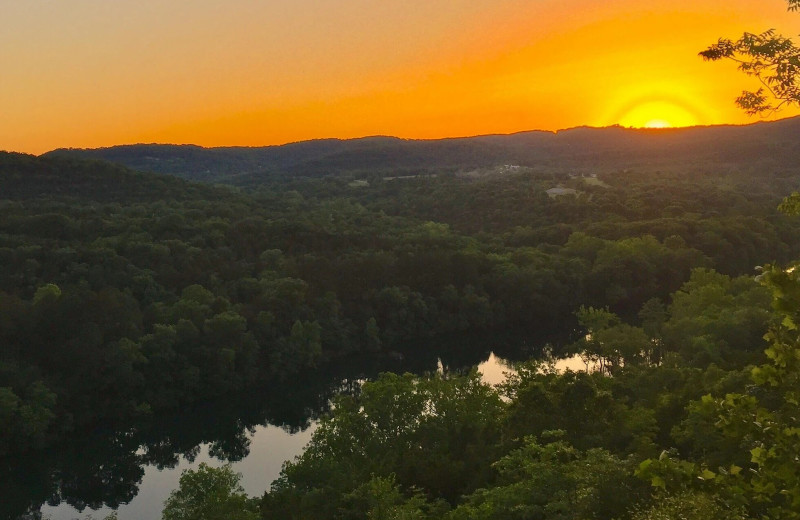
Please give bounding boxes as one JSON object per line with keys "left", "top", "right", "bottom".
{"left": 40, "top": 424, "right": 316, "bottom": 520}
{"left": 26, "top": 349, "right": 585, "bottom": 520}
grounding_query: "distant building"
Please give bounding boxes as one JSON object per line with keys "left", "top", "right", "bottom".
{"left": 546, "top": 187, "right": 577, "bottom": 198}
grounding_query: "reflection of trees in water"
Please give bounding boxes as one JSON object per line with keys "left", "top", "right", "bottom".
{"left": 2, "top": 368, "right": 335, "bottom": 520}
{"left": 1, "top": 431, "right": 145, "bottom": 519}
{"left": 434, "top": 329, "right": 574, "bottom": 376}
{"left": 2, "top": 351, "right": 408, "bottom": 519}
{"left": 2, "top": 332, "right": 566, "bottom": 520}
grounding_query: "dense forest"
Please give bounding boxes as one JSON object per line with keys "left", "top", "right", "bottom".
{"left": 3, "top": 117, "right": 800, "bottom": 519}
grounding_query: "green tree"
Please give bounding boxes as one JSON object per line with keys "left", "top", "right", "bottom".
{"left": 32, "top": 283, "right": 61, "bottom": 305}
{"left": 574, "top": 306, "right": 652, "bottom": 372}
{"left": 637, "top": 263, "right": 800, "bottom": 519}
{"left": 702, "top": 0, "right": 800, "bottom": 218}
{"left": 448, "top": 435, "right": 645, "bottom": 520}
{"left": 263, "top": 372, "right": 504, "bottom": 518}
{"left": 630, "top": 492, "right": 747, "bottom": 520}
{"left": 0, "top": 387, "right": 21, "bottom": 455}
{"left": 161, "top": 463, "right": 257, "bottom": 520}
{"left": 664, "top": 268, "right": 771, "bottom": 367}
{"left": 338, "top": 475, "right": 449, "bottom": 520}
{"left": 500, "top": 362, "right": 658, "bottom": 456}
{"left": 364, "top": 317, "right": 382, "bottom": 351}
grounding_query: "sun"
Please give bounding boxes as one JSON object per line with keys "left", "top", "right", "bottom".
{"left": 606, "top": 95, "right": 706, "bottom": 129}
{"left": 643, "top": 119, "right": 672, "bottom": 128}
{"left": 618, "top": 100, "right": 699, "bottom": 128}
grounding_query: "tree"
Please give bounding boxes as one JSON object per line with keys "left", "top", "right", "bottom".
{"left": 629, "top": 492, "right": 747, "bottom": 520}
{"left": 636, "top": 263, "right": 800, "bottom": 519}
{"left": 574, "top": 306, "right": 652, "bottom": 372}
{"left": 161, "top": 463, "right": 257, "bottom": 520}
{"left": 338, "top": 475, "right": 449, "bottom": 520}
{"left": 263, "top": 372, "right": 505, "bottom": 518}
{"left": 661, "top": 269, "right": 771, "bottom": 368}
{"left": 448, "top": 435, "right": 645, "bottom": 520}
{"left": 701, "top": 0, "right": 800, "bottom": 115}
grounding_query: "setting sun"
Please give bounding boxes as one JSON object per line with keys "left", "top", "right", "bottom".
{"left": 1, "top": 0, "right": 799, "bottom": 153}
{"left": 614, "top": 98, "right": 703, "bottom": 128}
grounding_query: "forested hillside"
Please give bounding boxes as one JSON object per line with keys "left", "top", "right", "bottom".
{"left": 3, "top": 120, "right": 800, "bottom": 519}
{"left": 254, "top": 258, "right": 800, "bottom": 519}
{"left": 3, "top": 136, "right": 800, "bottom": 450}
{"left": 44, "top": 117, "right": 800, "bottom": 184}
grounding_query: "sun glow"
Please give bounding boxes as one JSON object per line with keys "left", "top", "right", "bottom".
{"left": 3, "top": 0, "right": 800, "bottom": 153}
{"left": 644, "top": 119, "right": 672, "bottom": 128}
{"left": 615, "top": 99, "right": 702, "bottom": 128}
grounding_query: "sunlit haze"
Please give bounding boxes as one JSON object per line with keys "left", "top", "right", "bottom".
{"left": 2, "top": 0, "right": 799, "bottom": 154}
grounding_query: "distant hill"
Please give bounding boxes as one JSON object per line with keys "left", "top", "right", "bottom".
{"left": 0, "top": 151, "right": 230, "bottom": 202}
{"left": 43, "top": 117, "right": 800, "bottom": 185}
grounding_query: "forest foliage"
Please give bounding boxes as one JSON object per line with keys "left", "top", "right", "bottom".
{"left": 6, "top": 1, "right": 800, "bottom": 517}
{"left": 224, "top": 263, "right": 800, "bottom": 520}
{"left": 3, "top": 141, "right": 800, "bottom": 460}
{"left": 3, "top": 112, "right": 800, "bottom": 519}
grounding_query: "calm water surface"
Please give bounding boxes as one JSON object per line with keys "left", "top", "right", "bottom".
{"left": 36, "top": 350, "right": 584, "bottom": 520}
{"left": 41, "top": 424, "right": 316, "bottom": 520}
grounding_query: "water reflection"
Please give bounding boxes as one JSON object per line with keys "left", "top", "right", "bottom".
{"left": 6, "top": 332, "right": 570, "bottom": 520}
{"left": 476, "top": 352, "right": 516, "bottom": 386}
{"left": 3, "top": 365, "right": 345, "bottom": 520}
{"left": 40, "top": 425, "right": 316, "bottom": 520}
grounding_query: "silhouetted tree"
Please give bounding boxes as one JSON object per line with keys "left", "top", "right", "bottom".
{"left": 701, "top": 0, "right": 800, "bottom": 115}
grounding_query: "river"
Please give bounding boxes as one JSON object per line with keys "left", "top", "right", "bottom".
{"left": 40, "top": 424, "right": 316, "bottom": 520}
{"left": 11, "top": 342, "right": 583, "bottom": 520}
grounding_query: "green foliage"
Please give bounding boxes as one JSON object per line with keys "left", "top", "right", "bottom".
{"left": 162, "top": 463, "right": 258, "bottom": 520}
{"left": 338, "top": 475, "right": 449, "bottom": 520}
{"left": 32, "top": 283, "right": 61, "bottom": 304}
{"left": 0, "top": 381, "right": 56, "bottom": 455}
{"left": 6, "top": 119, "right": 800, "bottom": 517}
{"left": 500, "top": 363, "right": 660, "bottom": 456}
{"left": 449, "top": 435, "right": 644, "bottom": 520}
{"left": 778, "top": 191, "right": 800, "bottom": 215}
{"left": 638, "top": 262, "right": 800, "bottom": 519}
{"left": 263, "top": 372, "right": 504, "bottom": 518}
{"left": 576, "top": 305, "right": 619, "bottom": 332}
{"left": 662, "top": 268, "right": 771, "bottom": 367}
{"left": 630, "top": 492, "right": 747, "bottom": 520}
{"left": 638, "top": 298, "right": 666, "bottom": 341}
{"left": 574, "top": 306, "right": 653, "bottom": 371}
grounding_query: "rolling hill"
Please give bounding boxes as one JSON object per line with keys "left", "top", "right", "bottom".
{"left": 42, "top": 117, "right": 800, "bottom": 185}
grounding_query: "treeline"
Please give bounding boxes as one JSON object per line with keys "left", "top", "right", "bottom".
{"left": 1, "top": 150, "right": 799, "bottom": 461}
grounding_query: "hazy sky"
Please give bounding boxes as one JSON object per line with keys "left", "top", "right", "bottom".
{"left": 2, "top": 0, "right": 799, "bottom": 153}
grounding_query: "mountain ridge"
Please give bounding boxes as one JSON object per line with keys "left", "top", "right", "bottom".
{"left": 42, "top": 116, "right": 800, "bottom": 185}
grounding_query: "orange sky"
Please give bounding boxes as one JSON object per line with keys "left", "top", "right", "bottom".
{"left": 2, "top": 0, "right": 799, "bottom": 154}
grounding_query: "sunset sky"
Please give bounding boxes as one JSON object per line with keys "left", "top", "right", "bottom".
{"left": 2, "top": 0, "right": 799, "bottom": 154}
